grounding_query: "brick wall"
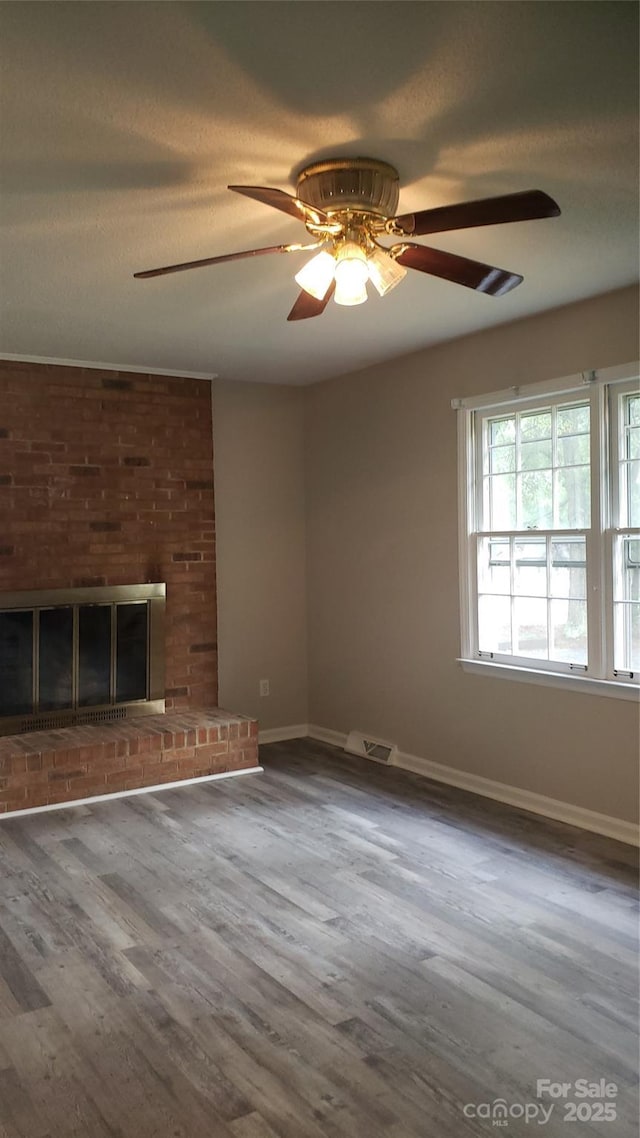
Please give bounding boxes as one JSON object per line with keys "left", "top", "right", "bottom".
{"left": 0, "top": 360, "right": 217, "bottom": 709}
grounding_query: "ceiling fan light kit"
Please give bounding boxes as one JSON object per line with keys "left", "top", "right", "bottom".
{"left": 333, "top": 242, "right": 369, "bottom": 307}
{"left": 134, "top": 156, "right": 561, "bottom": 321}
{"left": 293, "top": 250, "right": 336, "bottom": 301}
{"left": 367, "top": 248, "right": 408, "bottom": 297}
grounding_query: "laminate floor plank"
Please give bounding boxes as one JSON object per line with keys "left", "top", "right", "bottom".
{"left": 0, "top": 739, "right": 637, "bottom": 1137}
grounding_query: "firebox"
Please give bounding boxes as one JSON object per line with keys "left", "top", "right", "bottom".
{"left": 0, "top": 583, "right": 165, "bottom": 736}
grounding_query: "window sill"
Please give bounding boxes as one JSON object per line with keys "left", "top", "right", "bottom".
{"left": 457, "top": 658, "right": 640, "bottom": 702}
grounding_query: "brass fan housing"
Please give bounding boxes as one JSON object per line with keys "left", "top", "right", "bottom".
{"left": 296, "top": 158, "right": 400, "bottom": 219}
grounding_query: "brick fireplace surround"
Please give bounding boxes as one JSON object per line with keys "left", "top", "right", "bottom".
{"left": 0, "top": 360, "right": 258, "bottom": 813}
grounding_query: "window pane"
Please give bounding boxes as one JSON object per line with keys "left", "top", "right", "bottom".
{"left": 550, "top": 599, "right": 587, "bottom": 664}
{"left": 550, "top": 538, "right": 587, "bottom": 599}
{"left": 520, "top": 411, "right": 551, "bottom": 441}
{"left": 619, "top": 537, "right": 640, "bottom": 602}
{"left": 614, "top": 603, "right": 640, "bottom": 672}
{"left": 477, "top": 532, "right": 590, "bottom": 667}
{"left": 556, "top": 466, "right": 590, "bottom": 528}
{"left": 520, "top": 440, "right": 552, "bottom": 470}
{"left": 513, "top": 597, "right": 548, "bottom": 659}
{"left": 490, "top": 417, "right": 515, "bottom": 445}
{"left": 626, "top": 538, "right": 640, "bottom": 568}
{"left": 613, "top": 535, "right": 640, "bottom": 671}
{"left": 514, "top": 539, "right": 547, "bottom": 596}
{"left": 626, "top": 394, "right": 640, "bottom": 426}
{"left": 627, "top": 427, "right": 640, "bottom": 460}
{"left": 627, "top": 460, "right": 640, "bottom": 526}
{"left": 489, "top": 474, "right": 516, "bottom": 528}
{"left": 478, "top": 538, "right": 510, "bottom": 594}
{"left": 482, "top": 398, "right": 592, "bottom": 534}
{"left": 519, "top": 470, "right": 552, "bottom": 529}
{"left": 557, "top": 434, "right": 589, "bottom": 466}
{"left": 557, "top": 404, "right": 589, "bottom": 436}
{"left": 490, "top": 445, "right": 515, "bottom": 473}
{"left": 478, "top": 594, "right": 511, "bottom": 653}
{"left": 629, "top": 606, "right": 640, "bottom": 671}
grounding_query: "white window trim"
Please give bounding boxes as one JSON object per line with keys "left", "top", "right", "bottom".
{"left": 455, "top": 361, "right": 640, "bottom": 702}
{"left": 457, "top": 658, "right": 638, "bottom": 701}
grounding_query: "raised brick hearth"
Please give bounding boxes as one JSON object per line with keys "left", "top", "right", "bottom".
{"left": 0, "top": 710, "right": 259, "bottom": 814}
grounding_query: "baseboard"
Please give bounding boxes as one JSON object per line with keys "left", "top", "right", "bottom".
{"left": 259, "top": 724, "right": 309, "bottom": 744}
{"left": 307, "top": 724, "right": 346, "bottom": 748}
{"left": 395, "top": 750, "right": 639, "bottom": 846}
{"left": 307, "top": 725, "right": 638, "bottom": 846}
{"left": 0, "top": 766, "right": 263, "bottom": 820}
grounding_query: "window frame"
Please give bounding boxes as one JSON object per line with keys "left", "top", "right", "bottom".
{"left": 455, "top": 362, "right": 640, "bottom": 701}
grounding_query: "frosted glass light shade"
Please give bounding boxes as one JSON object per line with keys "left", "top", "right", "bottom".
{"left": 294, "top": 251, "right": 336, "bottom": 300}
{"left": 334, "top": 242, "right": 368, "bottom": 306}
{"left": 367, "top": 248, "right": 407, "bottom": 296}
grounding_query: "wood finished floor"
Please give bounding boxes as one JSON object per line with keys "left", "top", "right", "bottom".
{"left": 0, "top": 739, "right": 637, "bottom": 1138}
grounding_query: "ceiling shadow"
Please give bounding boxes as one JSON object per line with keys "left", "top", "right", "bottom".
{"left": 0, "top": 159, "right": 194, "bottom": 195}
{"left": 185, "top": 1, "right": 450, "bottom": 116}
{"left": 184, "top": 0, "right": 638, "bottom": 206}
{"left": 418, "top": 3, "right": 639, "bottom": 158}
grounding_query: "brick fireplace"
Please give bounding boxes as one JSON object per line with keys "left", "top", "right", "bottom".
{"left": 0, "top": 360, "right": 258, "bottom": 812}
{"left": 0, "top": 360, "right": 217, "bottom": 704}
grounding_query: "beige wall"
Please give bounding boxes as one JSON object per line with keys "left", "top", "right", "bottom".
{"left": 212, "top": 380, "right": 308, "bottom": 729}
{"left": 305, "top": 286, "right": 640, "bottom": 822}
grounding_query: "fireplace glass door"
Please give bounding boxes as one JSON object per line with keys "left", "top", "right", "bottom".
{"left": 0, "top": 584, "right": 165, "bottom": 733}
{"left": 39, "top": 606, "right": 73, "bottom": 711}
{"left": 0, "top": 610, "right": 33, "bottom": 717}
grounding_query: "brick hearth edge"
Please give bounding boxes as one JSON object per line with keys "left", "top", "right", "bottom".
{"left": 0, "top": 709, "right": 258, "bottom": 813}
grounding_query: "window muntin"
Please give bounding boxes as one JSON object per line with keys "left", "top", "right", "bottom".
{"left": 619, "top": 391, "right": 640, "bottom": 527}
{"left": 459, "top": 366, "right": 640, "bottom": 688}
{"left": 613, "top": 535, "right": 640, "bottom": 673}
{"left": 482, "top": 400, "right": 591, "bottom": 532}
{"left": 476, "top": 392, "right": 592, "bottom": 672}
{"left": 477, "top": 534, "right": 587, "bottom": 666}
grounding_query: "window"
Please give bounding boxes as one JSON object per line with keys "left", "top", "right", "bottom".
{"left": 456, "top": 362, "right": 640, "bottom": 698}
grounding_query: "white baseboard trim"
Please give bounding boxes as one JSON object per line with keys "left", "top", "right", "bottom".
{"left": 395, "top": 751, "right": 639, "bottom": 846}
{"left": 307, "top": 724, "right": 346, "bottom": 748}
{"left": 307, "top": 725, "right": 638, "bottom": 846}
{"left": 0, "top": 766, "right": 263, "bottom": 821}
{"left": 259, "top": 724, "right": 309, "bottom": 744}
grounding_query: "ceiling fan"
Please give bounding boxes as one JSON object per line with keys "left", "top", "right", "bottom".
{"left": 133, "top": 157, "right": 560, "bottom": 321}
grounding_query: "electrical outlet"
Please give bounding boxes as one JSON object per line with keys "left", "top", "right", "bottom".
{"left": 259, "top": 679, "right": 270, "bottom": 697}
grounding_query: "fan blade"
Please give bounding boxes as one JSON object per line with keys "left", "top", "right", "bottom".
{"left": 392, "top": 190, "right": 560, "bottom": 237}
{"left": 133, "top": 243, "right": 305, "bottom": 279}
{"left": 229, "top": 185, "right": 332, "bottom": 227}
{"left": 395, "top": 243, "right": 522, "bottom": 296}
{"left": 287, "top": 281, "right": 336, "bottom": 321}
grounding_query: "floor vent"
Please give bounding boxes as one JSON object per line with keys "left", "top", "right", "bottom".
{"left": 344, "top": 731, "right": 398, "bottom": 765}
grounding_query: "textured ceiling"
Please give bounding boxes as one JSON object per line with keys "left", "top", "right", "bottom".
{"left": 0, "top": 1, "right": 638, "bottom": 385}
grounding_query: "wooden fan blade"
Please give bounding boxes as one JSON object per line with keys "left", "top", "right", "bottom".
{"left": 287, "top": 281, "right": 336, "bottom": 321}
{"left": 229, "top": 185, "right": 332, "bottom": 227}
{"left": 133, "top": 243, "right": 301, "bottom": 279}
{"left": 392, "top": 190, "right": 560, "bottom": 237}
{"left": 395, "top": 243, "right": 523, "bottom": 296}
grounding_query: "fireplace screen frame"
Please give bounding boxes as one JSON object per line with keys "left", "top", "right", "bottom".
{"left": 0, "top": 583, "right": 165, "bottom": 736}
